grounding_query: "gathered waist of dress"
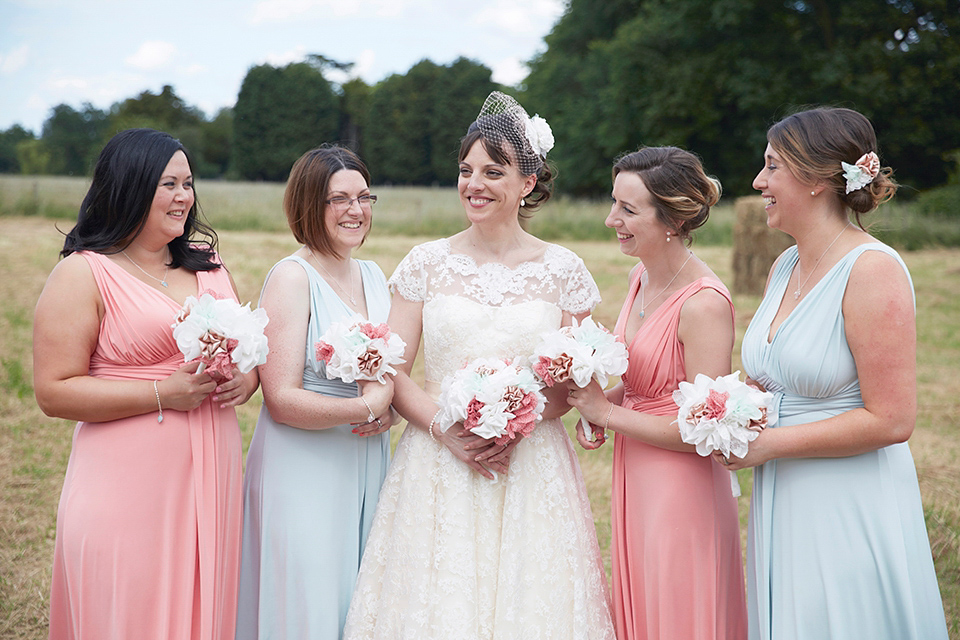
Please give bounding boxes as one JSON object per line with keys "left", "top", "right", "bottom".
{"left": 303, "top": 369, "right": 359, "bottom": 399}
{"left": 624, "top": 391, "right": 678, "bottom": 416}
{"left": 769, "top": 389, "right": 864, "bottom": 427}
{"left": 89, "top": 359, "right": 182, "bottom": 381}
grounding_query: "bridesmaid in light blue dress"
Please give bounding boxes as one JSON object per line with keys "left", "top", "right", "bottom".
{"left": 236, "top": 147, "right": 395, "bottom": 640}
{"left": 729, "top": 108, "right": 948, "bottom": 640}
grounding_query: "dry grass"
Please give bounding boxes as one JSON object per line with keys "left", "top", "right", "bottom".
{"left": 0, "top": 216, "right": 957, "bottom": 638}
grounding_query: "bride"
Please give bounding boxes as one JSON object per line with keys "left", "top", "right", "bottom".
{"left": 343, "top": 92, "right": 615, "bottom": 639}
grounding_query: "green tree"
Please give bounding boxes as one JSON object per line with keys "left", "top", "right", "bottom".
{"left": 41, "top": 103, "right": 108, "bottom": 175}
{"left": 233, "top": 62, "right": 340, "bottom": 181}
{"left": 525, "top": 0, "right": 960, "bottom": 196}
{"left": 0, "top": 125, "right": 34, "bottom": 173}
{"left": 365, "top": 57, "right": 496, "bottom": 185}
{"left": 16, "top": 138, "right": 52, "bottom": 175}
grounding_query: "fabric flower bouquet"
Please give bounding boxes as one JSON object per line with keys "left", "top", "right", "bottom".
{"left": 314, "top": 314, "right": 406, "bottom": 384}
{"left": 531, "top": 316, "right": 629, "bottom": 442}
{"left": 673, "top": 371, "right": 774, "bottom": 495}
{"left": 435, "top": 358, "right": 546, "bottom": 446}
{"left": 172, "top": 289, "right": 270, "bottom": 380}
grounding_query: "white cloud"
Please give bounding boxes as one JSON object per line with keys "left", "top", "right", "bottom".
{"left": 0, "top": 44, "right": 29, "bottom": 74}
{"left": 263, "top": 45, "right": 308, "bottom": 67}
{"left": 490, "top": 56, "right": 528, "bottom": 87}
{"left": 471, "top": 0, "right": 563, "bottom": 35}
{"left": 126, "top": 41, "right": 177, "bottom": 70}
{"left": 249, "top": 0, "right": 361, "bottom": 24}
{"left": 353, "top": 49, "right": 376, "bottom": 80}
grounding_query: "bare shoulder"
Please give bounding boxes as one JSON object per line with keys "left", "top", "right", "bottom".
{"left": 682, "top": 285, "right": 732, "bottom": 320}
{"left": 844, "top": 246, "right": 913, "bottom": 315}
{"left": 40, "top": 252, "right": 97, "bottom": 300}
{"left": 262, "top": 258, "right": 309, "bottom": 293}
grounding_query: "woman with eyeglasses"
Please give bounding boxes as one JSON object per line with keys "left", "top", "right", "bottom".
{"left": 235, "top": 146, "right": 396, "bottom": 640}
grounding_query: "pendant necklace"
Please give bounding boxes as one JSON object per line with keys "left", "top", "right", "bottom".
{"left": 121, "top": 249, "right": 170, "bottom": 287}
{"left": 639, "top": 251, "right": 693, "bottom": 318}
{"left": 309, "top": 249, "right": 358, "bottom": 306}
{"left": 793, "top": 224, "right": 849, "bottom": 300}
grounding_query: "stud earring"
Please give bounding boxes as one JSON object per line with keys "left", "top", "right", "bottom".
{"left": 811, "top": 191, "right": 816, "bottom": 196}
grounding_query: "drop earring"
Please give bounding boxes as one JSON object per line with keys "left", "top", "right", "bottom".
{"left": 521, "top": 198, "right": 526, "bottom": 207}
{"left": 666, "top": 231, "right": 671, "bottom": 242}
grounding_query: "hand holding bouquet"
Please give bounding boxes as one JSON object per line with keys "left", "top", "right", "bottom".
{"left": 673, "top": 371, "right": 773, "bottom": 495}
{"left": 436, "top": 358, "right": 546, "bottom": 446}
{"left": 314, "top": 314, "right": 406, "bottom": 384}
{"left": 172, "top": 289, "right": 270, "bottom": 380}
{"left": 532, "top": 316, "right": 628, "bottom": 442}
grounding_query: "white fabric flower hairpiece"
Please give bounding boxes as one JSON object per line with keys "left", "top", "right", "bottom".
{"left": 525, "top": 115, "right": 555, "bottom": 158}
{"left": 841, "top": 151, "right": 880, "bottom": 194}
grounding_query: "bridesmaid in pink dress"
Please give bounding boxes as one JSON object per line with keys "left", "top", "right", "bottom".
{"left": 567, "top": 147, "right": 748, "bottom": 640}
{"left": 33, "top": 129, "right": 258, "bottom": 640}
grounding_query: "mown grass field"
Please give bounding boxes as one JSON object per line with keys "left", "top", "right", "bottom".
{"left": 0, "top": 176, "right": 957, "bottom": 638}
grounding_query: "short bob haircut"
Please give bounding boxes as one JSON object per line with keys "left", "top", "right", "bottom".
{"left": 766, "top": 106, "right": 897, "bottom": 229}
{"left": 458, "top": 119, "right": 554, "bottom": 216}
{"left": 284, "top": 146, "right": 371, "bottom": 259}
{"left": 613, "top": 146, "right": 722, "bottom": 245}
{"left": 61, "top": 128, "right": 219, "bottom": 271}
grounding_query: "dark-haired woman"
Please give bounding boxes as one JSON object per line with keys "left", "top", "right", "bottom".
{"left": 567, "top": 146, "right": 747, "bottom": 640}
{"left": 727, "top": 107, "right": 948, "bottom": 639}
{"left": 35, "top": 128, "right": 258, "bottom": 639}
{"left": 344, "top": 92, "right": 614, "bottom": 639}
{"left": 235, "top": 146, "right": 395, "bottom": 640}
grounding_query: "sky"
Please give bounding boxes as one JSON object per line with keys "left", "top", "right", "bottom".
{"left": 0, "top": 0, "right": 566, "bottom": 134}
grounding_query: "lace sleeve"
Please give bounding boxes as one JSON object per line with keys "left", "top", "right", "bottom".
{"left": 556, "top": 248, "right": 601, "bottom": 315}
{"left": 388, "top": 244, "right": 429, "bottom": 302}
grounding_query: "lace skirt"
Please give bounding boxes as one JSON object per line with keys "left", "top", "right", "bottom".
{"left": 343, "top": 419, "right": 615, "bottom": 640}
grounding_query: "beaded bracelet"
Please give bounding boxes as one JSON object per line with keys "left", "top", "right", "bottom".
{"left": 359, "top": 396, "right": 376, "bottom": 424}
{"left": 153, "top": 380, "right": 164, "bottom": 423}
{"left": 603, "top": 403, "right": 614, "bottom": 430}
{"left": 427, "top": 409, "right": 442, "bottom": 441}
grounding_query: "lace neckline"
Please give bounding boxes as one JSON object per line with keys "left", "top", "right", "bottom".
{"left": 441, "top": 237, "right": 552, "bottom": 273}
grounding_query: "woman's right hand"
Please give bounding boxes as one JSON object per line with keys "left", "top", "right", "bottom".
{"left": 438, "top": 425, "right": 505, "bottom": 480}
{"left": 158, "top": 361, "right": 217, "bottom": 412}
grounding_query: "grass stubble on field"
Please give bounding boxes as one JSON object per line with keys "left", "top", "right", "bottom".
{"left": 0, "top": 210, "right": 957, "bottom": 638}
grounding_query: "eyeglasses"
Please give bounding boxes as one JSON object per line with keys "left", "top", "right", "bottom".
{"left": 326, "top": 195, "right": 378, "bottom": 210}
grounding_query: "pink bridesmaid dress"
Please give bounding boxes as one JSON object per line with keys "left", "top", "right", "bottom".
{"left": 610, "top": 266, "right": 747, "bottom": 640}
{"left": 47, "top": 251, "right": 243, "bottom": 640}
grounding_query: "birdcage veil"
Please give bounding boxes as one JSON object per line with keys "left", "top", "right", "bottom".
{"left": 473, "top": 91, "right": 555, "bottom": 176}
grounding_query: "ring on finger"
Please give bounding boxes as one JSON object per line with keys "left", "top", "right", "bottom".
{"left": 375, "top": 418, "right": 383, "bottom": 427}
{"left": 721, "top": 455, "right": 730, "bottom": 465}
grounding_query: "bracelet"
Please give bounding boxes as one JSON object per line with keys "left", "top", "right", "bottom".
{"left": 153, "top": 380, "right": 164, "bottom": 423}
{"left": 359, "top": 395, "right": 376, "bottom": 423}
{"left": 427, "top": 409, "right": 442, "bottom": 441}
{"left": 603, "top": 403, "right": 614, "bottom": 430}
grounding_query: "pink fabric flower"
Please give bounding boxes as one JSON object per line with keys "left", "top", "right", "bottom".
{"left": 855, "top": 152, "right": 880, "bottom": 179}
{"left": 315, "top": 341, "right": 335, "bottom": 364}
{"left": 359, "top": 322, "right": 391, "bottom": 340}
{"left": 357, "top": 347, "right": 383, "bottom": 376}
{"left": 464, "top": 398, "right": 484, "bottom": 432}
{"left": 704, "top": 389, "right": 730, "bottom": 421}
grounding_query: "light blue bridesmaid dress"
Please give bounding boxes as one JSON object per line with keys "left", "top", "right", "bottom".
{"left": 740, "top": 243, "right": 948, "bottom": 640}
{"left": 236, "top": 255, "right": 391, "bottom": 640}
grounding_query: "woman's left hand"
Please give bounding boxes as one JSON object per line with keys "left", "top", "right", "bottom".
{"left": 565, "top": 380, "right": 610, "bottom": 425}
{"left": 211, "top": 368, "right": 254, "bottom": 408}
{"left": 353, "top": 405, "right": 395, "bottom": 437}
{"left": 712, "top": 430, "right": 772, "bottom": 470}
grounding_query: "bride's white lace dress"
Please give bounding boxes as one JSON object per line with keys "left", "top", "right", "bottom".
{"left": 344, "top": 238, "right": 616, "bottom": 640}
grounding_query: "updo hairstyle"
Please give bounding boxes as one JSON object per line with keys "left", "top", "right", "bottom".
{"left": 612, "top": 146, "right": 721, "bottom": 244}
{"left": 767, "top": 107, "right": 897, "bottom": 227}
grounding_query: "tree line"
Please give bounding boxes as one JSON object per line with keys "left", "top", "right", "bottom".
{"left": 2, "top": 0, "right": 957, "bottom": 197}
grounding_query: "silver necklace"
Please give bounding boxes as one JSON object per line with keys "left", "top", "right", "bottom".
{"left": 309, "top": 249, "right": 357, "bottom": 306}
{"left": 121, "top": 249, "right": 170, "bottom": 287}
{"left": 793, "top": 225, "right": 849, "bottom": 300}
{"left": 639, "top": 251, "right": 693, "bottom": 318}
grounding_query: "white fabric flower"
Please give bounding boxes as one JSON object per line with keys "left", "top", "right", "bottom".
{"left": 172, "top": 292, "right": 269, "bottom": 374}
{"left": 314, "top": 313, "right": 406, "bottom": 384}
{"left": 525, "top": 114, "right": 555, "bottom": 158}
{"left": 841, "top": 151, "right": 881, "bottom": 194}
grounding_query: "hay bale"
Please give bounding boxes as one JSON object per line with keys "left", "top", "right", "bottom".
{"left": 732, "top": 196, "right": 794, "bottom": 295}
